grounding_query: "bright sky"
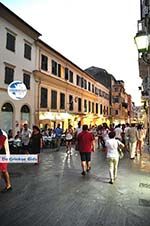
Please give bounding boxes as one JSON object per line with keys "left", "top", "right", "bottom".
{"left": 1, "top": 0, "right": 142, "bottom": 105}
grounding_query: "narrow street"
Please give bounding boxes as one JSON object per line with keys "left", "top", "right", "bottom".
{"left": 0, "top": 146, "right": 150, "bottom": 226}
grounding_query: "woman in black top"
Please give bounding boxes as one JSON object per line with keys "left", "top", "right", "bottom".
{"left": 30, "top": 126, "right": 43, "bottom": 164}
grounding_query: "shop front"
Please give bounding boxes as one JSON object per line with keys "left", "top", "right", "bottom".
{"left": 39, "top": 111, "right": 82, "bottom": 131}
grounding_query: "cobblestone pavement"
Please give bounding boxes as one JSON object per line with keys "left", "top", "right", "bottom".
{"left": 0, "top": 146, "right": 150, "bottom": 226}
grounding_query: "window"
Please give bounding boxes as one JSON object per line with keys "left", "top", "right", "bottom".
{"left": 65, "top": 68, "right": 69, "bottom": 80}
{"left": 78, "top": 98, "right": 82, "bottom": 112}
{"left": 95, "top": 87, "right": 99, "bottom": 95}
{"left": 41, "top": 54, "right": 48, "bottom": 71}
{"left": 6, "top": 32, "right": 15, "bottom": 52}
{"left": 88, "top": 82, "right": 91, "bottom": 91}
{"left": 51, "top": 90, "right": 57, "bottom": 109}
{"left": 96, "top": 103, "right": 98, "bottom": 114}
{"left": 23, "top": 73, "right": 30, "bottom": 90}
{"left": 99, "top": 89, "right": 102, "bottom": 96}
{"left": 107, "top": 106, "right": 109, "bottom": 115}
{"left": 100, "top": 104, "right": 103, "bottom": 114}
{"left": 76, "top": 75, "right": 81, "bottom": 86}
{"left": 84, "top": 79, "right": 87, "bottom": 89}
{"left": 115, "top": 110, "right": 118, "bottom": 115}
{"left": 88, "top": 101, "right": 91, "bottom": 112}
{"left": 81, "top": 78, "right": 84, "bottom": 88}
{"left": 92, "top": 84, "right": 94, "bottom": 93}
{"left": 4, "top": 67, "right": 14, "bottom": 84}
{"left": 69, "top": 71, "right": 73, "bottom": 83}
{"left": 21, "top": 105, "right": 30, "bottom": 125}
{"left": 52, "top": 60, "right": 61, "bottom": 77}
{"left": 69, "top": 95, "right": 73, "bottom": 111}
{"left": 40, "top": 87, "right": 48, "bottom": 108}
{"left": 92, "top": 102, "right": 94, "bottom": 113}
{"left": 58, "top": 64, "right": 61, "bottom": 77}
{"left": 103, "top": 106, "right": 106, "bottom": 115}
{"left": 84, "top": 100, "right": 87, "bottom": 112}
{"left": 52, "top": 60, "right": 57, "bottom": 75}
{"left": 113, "top": 97, "right": 119, "bottom": 103}
{"left": 24, "top": 43, "right": 31, "bottom": 60}
{"left": 60, "top": 93, "right": 65, "bottom": 109}
{"left": 1, "top": 103, "right": 13, "bottom": 133}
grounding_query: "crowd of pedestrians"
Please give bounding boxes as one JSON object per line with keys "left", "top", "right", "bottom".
{"left": 0, "top": 121, "right": 146, "bottom": 193}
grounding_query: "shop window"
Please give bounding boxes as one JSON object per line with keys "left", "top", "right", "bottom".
{"left": 21, "top": 105, "right": 30, "bottom": 124}
{"left": 1, "top": 103, "right": 13, "bottom": 132}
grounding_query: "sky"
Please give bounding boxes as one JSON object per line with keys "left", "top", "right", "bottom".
{"left": 1, "top": 0, "right": 142, "bottom": 105}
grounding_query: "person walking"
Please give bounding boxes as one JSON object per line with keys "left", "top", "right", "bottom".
{"left": 127, "top": 123, "right": 138, "bottom": 160}
{"left": 136, "top": 124, "right": 145, "bottom": 156}
{"left": 65, "top": 125, "right": 73, "bottom": 155}
{"left": 124, "top": 123, "right": 130, "bottom": 151}
{"left": 29, "top": 126, "right": 43, "bottom": 164}
{"left": 105, "top": 131, "right": 125, "bottom": 184}
{"left": 21, "top": 123, "right": 32, "bottom": 154}
{"left": 77, "top": 124, "right": 95, "bottom": 176}
{"left": 0, "top": 129, "right": 12, "bottom": 193}
{"left": 114, "top": 124, "right": 122, "bottom": 141}
{"left": 54, "top": 124, "right": 63, "bottom": 151}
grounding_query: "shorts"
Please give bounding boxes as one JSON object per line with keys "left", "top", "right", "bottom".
{"left": 65, "top": 139, "right": 72, "bottom": 142}
{"left": 80, "top": 152, "right": 91, "bottom": 162}
{"left": 0, "top": 163, "right": 8, "bottom": 172}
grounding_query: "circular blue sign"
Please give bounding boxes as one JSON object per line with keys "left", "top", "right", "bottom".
{"left": 8, "top": 81, "right": 27, "bottom": 100}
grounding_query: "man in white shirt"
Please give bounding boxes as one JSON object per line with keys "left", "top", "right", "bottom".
{"left": 114, "top": 124, "right": 122, "bottom": 140}
{"left": 21, "top": 123, "right": 32, "bottom": 154}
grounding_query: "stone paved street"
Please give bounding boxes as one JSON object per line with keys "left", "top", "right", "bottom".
{"left": 0, "top": 146, "right": 150, "bottom": 226}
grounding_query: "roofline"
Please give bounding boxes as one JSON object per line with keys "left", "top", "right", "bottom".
{"left": 37, "top": 39, "right": 97, "bottom": 81}
{"left": 0, "top": 2, "right": 41, "bottom": 37}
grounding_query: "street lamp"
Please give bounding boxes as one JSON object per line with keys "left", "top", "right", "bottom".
{"left": 134, "top": 30, "right": 150, "bottom": 64}
{"left": 134, "top": 29, "right": 150, "bottom": 150}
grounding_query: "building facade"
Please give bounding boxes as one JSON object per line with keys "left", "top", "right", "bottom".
{"left": 34, "top": 40, "right": 110, "bottom": 130}
{"left": 85, "top": 67, "right": 132, "bottom": 124}
{"left": 0, "top": 3, "right": 41, "bottom": 133}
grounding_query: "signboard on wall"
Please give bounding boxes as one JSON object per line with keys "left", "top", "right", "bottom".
{"left": 7, "top": 81, "right": 27, "bottom": 100}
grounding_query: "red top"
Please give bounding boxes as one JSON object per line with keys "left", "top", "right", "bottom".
{"left": 0, "top": 134, "right": 6, "bottom": 150}
{"left": 77, "top": 131, "right": 94, "bottom": 153}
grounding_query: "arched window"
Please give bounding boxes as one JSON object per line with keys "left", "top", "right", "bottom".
{"left": 21, "top": 105, "right": 30, "bottom": 113}
{"left": 1, "top": 103, "right": 13, "bottom": 112}
{"left": 1, "top": 103, "right": 13, "bottom": 132}
{"left": 21, "top": 105, "right": 30, "bottom": 125}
